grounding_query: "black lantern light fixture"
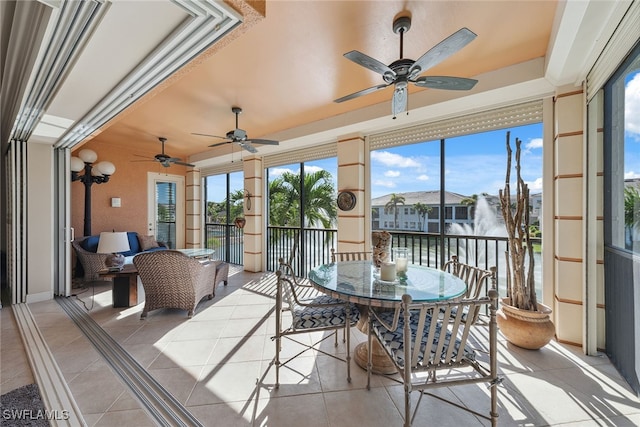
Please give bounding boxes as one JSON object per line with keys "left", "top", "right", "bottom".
{"left": 71, "top": 149, "right": 116, "bottom": 236}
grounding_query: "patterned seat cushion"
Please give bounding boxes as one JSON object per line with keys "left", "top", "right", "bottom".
{"left": 293, "top": 295, "right": 360, "bottom": 329}
{"left": 371, "top": 310, "right": 476, "bottom": 367}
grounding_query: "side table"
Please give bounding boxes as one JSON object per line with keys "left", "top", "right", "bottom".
{"left": 98, "top": 264, "right": 144, "bottom": 308}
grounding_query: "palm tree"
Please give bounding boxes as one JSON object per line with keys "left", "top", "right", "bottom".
{"left": 624, "top": 185, "right": 640, "bottom": 248}
{"left": 413, "top": 202, "right": 432, "bottom": 232}
{"left": 268, "top": 169, "right": 337, "bottom": 228}
{"left": 384, "top": 193, "right": 405, "bottom": 229}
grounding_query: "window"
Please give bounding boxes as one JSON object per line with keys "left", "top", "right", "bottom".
{"left": 428, "top": 206, "right": 440, "bottom": 219}
{"left": 455, "top": 206, "right": 469, "bottom": 220}
{"left": 605, "top": 44, "right": 640, "bottom": 254}
{"left": 445, "top": 206, "right": 453, "bottom": 219}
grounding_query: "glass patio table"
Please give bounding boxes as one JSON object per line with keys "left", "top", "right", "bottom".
{"left": 308, "top": 260, "right": 468, "bottom": 373}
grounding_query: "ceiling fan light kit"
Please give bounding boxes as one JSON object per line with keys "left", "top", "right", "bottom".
{"left": 193, "top": 106, "right": 279, "bottom": 153}
{"left": 334, "top": 15, "right": 478, "bottom": 118}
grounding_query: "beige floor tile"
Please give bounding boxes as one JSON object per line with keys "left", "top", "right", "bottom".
{"left": 254, "top": 393, "right": 330, "bottom": 427}
{"left": 207, "top": 334, "right": 267, "bottom": 365}
{"left": 149, "top": 339, "right": 216, "bottom": 369}
{"left": 324, "top": 387, "right": 405, "bottom": 426}
{"left": 93, "top": 408, "right": 156, "bottom": 426}
{"left": 188, "top": 360, "right": 265, "bottom": 406}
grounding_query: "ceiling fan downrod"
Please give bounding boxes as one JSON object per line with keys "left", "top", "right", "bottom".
{"left": 393, "top": 16, "right": 411, "bottom": 60}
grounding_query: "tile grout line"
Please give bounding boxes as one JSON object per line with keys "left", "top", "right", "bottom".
{"left": 56, "top": 296, "right": 203, "bottom": 427}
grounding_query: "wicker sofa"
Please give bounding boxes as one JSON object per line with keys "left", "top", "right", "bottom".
{"left": 72, "top": 232, "right": 167, "bottom": 281}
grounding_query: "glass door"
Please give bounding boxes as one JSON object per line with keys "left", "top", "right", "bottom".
{"left": 147, "top": 172, "right": 184, "bottom": 249}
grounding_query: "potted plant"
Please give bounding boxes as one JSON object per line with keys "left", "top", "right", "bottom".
{"left": 497, "top": 131, "right": 555, "bottom": 350}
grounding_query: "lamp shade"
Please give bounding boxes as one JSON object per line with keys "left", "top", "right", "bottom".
{"left": 95, "top": 161, "right": 116, "bottom": 175}
{"left": 97, "top": 232, "right": 130, "bottom": 254}
{"left": 70, "top": 156, "right": 85, "bottom": 172}
{"left": 78, "top": 149, "right": 98, "bottom": 163}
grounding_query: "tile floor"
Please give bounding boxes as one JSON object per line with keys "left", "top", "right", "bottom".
{"left": 3, "top": 266, "right": 640, "bottom": 426}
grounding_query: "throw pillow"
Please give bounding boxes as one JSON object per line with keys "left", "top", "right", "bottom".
{"left": 138, "top": 235, "right": 159, "bottom": 251}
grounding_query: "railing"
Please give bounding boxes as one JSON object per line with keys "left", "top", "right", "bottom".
{"left": 205, "top": 223, "right": 542, "bottom": 298}
{"left": 266, "top": 226, "right": 336, "bottom": 277}
{"left": 204, "top": 223, "right": 244, "bottom": 264}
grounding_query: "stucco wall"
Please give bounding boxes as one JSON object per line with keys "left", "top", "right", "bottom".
{"left": 70, "top": 139, "right": 190, "bottom": 239}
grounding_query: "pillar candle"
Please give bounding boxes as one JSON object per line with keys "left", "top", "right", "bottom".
{"left": 380, "top": 261, "right": 396, "bottom": 281}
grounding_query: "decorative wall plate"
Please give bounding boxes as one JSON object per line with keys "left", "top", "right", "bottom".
{"left": 337, "top": 191, "right": 356, "bottom": 211}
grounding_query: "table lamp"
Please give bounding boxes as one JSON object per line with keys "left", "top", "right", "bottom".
{"left": 97, "top": 232, "right": 130, "bottom": 270}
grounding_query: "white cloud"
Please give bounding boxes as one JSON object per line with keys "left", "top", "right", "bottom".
{"left": 373, "top": 179, "right": 395, "bottom": 188}
{"left": 385, "top": 170, "right": 400, "bottom": 177}
{"left": 304, "top": 165, "right": 324, "bottom": 173}
{"left": 269, "top": 167, "right": 295, "bottom": 178}
{"left": 417, "top": 174, "right": 429, "bottom": 181}
{"left": 626, "top": 73, "right": 640, "bottom": 140}
{"left": 371, "top": 150, "right": 421, "bottom": 168}
{"left": 526, "top": 138, "right": 543, "bottom": 150}
{"left": 527, "top": 177, "right": 543, "bottom": 191}
{"left": 625, "top": 171, "right": 640, "bottom": 179}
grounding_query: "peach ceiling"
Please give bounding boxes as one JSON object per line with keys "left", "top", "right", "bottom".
{"left": 90, "top": 0, "right": 558, "bottom": 163}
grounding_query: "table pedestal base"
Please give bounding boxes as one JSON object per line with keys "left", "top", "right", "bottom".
{"left": 354, "top": 304, "right": 396, "bottom": 375}
{"left": 354, "top": 341, "right": 397, "bottom": 375}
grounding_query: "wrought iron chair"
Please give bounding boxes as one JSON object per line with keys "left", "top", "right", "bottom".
{"left": 441, "top": 255, "right": 496, "bottom": 324}
{"left": 273, "top": 251, "right": 360, "bottom": 388}
{"left": 367, "top": 289, "right": 501, "bottom": 427}
{"left": 330, "top": 249, "right": 371, "bottom": 262}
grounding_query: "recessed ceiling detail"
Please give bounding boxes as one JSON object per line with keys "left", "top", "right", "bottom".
{"left": 55, "top": 0, "right": 242, "bottom": 149}
{"left": 11, "top": 0, "right": 110, "bottom": 143}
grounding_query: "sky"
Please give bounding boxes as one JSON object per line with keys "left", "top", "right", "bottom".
{"left": 208, "top": 70, "right": 640, "bottom": 202}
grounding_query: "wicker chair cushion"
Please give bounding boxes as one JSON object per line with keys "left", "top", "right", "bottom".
{"left": 371, "top": 310, "right": 476, "bottom": 367}
{"left": 292, "top": 295, "right": 360, "bottom": 329}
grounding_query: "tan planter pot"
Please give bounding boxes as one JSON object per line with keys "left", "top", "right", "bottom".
{"left": 497, "top": 297, "right": 555, "bottom": 350}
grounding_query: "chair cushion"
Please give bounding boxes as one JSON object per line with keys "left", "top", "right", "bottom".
{"left": 81, "top": 235, "right": 100, "bottom": 252}
{"left": 293, "top": 295, "right": 360, "bottom": 329}
{"left": 138, "top": 234, "right": 160, "bottom": 251}
{"left": 371, "top": 310, "right": 476, "bottom": 367}
{"left": 120, "top": 232, "right": 140, "bottom": 256}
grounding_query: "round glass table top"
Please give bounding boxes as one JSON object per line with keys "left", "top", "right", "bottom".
{"left": 308, "top": 261, "right": 468, "bottom": 308}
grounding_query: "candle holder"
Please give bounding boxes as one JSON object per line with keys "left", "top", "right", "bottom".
{"left": 393, "top": 247, "right": 409, "bottom": 273}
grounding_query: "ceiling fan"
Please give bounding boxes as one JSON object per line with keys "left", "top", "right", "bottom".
{"left": 192, "top": 106, "right": 279, "bottom": 153}
{"left": 334, "top": 15, "right": 478, "bottom": 118}
{"left": 133, "top": 137, "right": 195, "bottom": 168}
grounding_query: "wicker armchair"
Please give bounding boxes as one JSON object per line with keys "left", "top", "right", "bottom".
{"left": 72, "top": 239, "right": 110, "bottom": 281}
{"left": 133, "top": 251, "right": 216, "bottom": 319}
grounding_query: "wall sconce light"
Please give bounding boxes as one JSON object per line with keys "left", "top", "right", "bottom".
{"left": 71, "top": 148, "right": 116, "bottom": 236}
{"left": 245, "top": 190, "right": 252, "bottom": 211}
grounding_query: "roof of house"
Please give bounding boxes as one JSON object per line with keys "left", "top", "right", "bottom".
{"left": 371, "top": 191, "right": 469, "bottom": 206}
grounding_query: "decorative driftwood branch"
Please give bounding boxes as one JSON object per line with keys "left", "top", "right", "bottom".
{"left": 498, "top": 131, "right": 538, "bottom": 311}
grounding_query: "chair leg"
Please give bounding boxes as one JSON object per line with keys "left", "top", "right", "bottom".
{"left": 274, "top": 334, "right": 281, "bottom": 389}
{"left": 345, "top": 305, "right": 352, "bottom": 383}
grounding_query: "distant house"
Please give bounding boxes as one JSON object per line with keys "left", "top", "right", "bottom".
{"left": 372, "top": 191, "right": 480, "bottom": 233}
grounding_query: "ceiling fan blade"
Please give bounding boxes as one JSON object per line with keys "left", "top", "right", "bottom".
{"left": 413, "top": 76, "right": 478, "bottom": 91}
{"left": 208, "top": 141, "right": 231, "bottom": 148}
{"left": 238, "top": 142, "right": 258, "bottom": 153}
{"left": 334, "top": 83, "right": 390, "bottom": 103}
{"left": 344, "top": 50, "right": 395, "bottom": 77}
{"left": 248, "top": 139, "right": 279, "bottom": 145}
{"left": 391, "top": 84, "right": 408, "bottom": 118}
{"left": 192, "top": 132, "right": 227, "bottom": 139}
{"left": 409, "top": 27, "right": 477, "bottom": 76}
{"left": 172, "top": 160, "right": 195, "bottom": 167}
